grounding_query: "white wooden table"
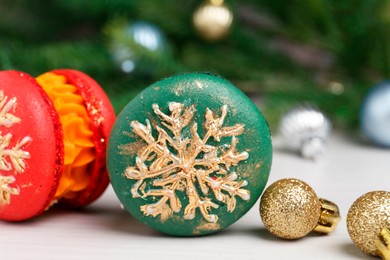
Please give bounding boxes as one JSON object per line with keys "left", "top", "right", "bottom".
{"left": 1, "top": 133, "right": 389, "bottom": 259}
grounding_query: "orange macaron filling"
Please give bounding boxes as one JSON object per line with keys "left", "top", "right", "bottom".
{"left": 36, "top": 73, "right": 95, "bottom": 202}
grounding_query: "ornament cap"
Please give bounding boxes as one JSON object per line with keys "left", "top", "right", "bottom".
{"left": 301, "top": 137, "right": 325, "bottom": 160}
{"left": 376, "top": 227, "right": 390, "bottom": 260}
{"left": 314, "top": 198, "right": 341, "bottom": 234}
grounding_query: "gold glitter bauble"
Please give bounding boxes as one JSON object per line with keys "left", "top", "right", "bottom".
{"left": 260, "top": 178, "right": 321, "bottom": 239}
{"left": 193, "top": 0, "right": 233, "bottom": 41}
{"left": 347, "top": 191, "right": 390, "bottom": 256}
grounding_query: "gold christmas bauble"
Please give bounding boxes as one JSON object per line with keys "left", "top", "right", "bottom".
{"left": 193, "top": 0, "right": 233, "bottom": 41}
{"left": 260, "top": 178, "right": 321, "bottom": 239}
{"left": 346, "top": 191, "right": 390, "bottom": 256}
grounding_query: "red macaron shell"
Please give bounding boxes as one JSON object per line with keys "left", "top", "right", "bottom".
{"left": 51, "top": 69, "right": 115, "bottom": 207}
{"left": 0, "top": 71, "right": 64, "bottom": 221}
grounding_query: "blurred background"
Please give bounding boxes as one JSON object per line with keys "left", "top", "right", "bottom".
{"left": 1, "top": 0, "right": 389, "bottom": 132}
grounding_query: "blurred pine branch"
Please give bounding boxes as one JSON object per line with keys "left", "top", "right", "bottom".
{"left": 0, "top": 0, "right": 388, "bottom": 129}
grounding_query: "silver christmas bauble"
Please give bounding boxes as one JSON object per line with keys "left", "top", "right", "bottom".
{"left": 109, "top": 21, "right": 168, "bottom": 74}
{"left": 278, "top": 105, "right": 332, "bottom": 159}
{"left": 360, "top": 81, "right": 390, "bottom": 147}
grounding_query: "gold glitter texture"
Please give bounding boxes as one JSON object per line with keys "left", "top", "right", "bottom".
{"left": 347, "top": 191, "right": 390, "bottom": 256}
{"left": 260, "top": 178, "right": 321, "bottom": 239}
{"left": 124, "top": 102, "right": 250, "bottom": 223}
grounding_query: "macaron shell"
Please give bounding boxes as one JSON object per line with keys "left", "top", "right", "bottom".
{"left": 0, "top": 71, "right": 64, "bottom": 221}
{"left": 107, "top": 73, "right": 272, "bottom": 236}
{"left": 52, "top": 69, "right": 115, "bottom": 207}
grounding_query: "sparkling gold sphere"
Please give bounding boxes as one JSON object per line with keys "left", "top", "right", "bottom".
{"left": 347, "top": 191, "right": 390, "bottom": 256}
{"left": 260, "top": 178, "right": 321, "bottom": 239}
{"left": 193, "top": 0, "right": 233, "bottom": 41}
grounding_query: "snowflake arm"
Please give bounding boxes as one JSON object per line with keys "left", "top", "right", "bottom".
{"left": 0, "top": 134, "right": 31, "bottom": 173}
{"left": 184, "top": 180, "right": 219, "bottom": 223}
{"left": 5, "top": 136, "right": 32, "bottom": 173}
{"left": 204, "top": 105, "right": 244, "bottom": 141}
{"left": 130, "top": 120, "right": 155, "bottom": 145}
{"left": 0, "top": 92, "right": 21, "bottom": 128}
{"left": 140, "top": 180, "right": 182, "bottom": 220}
{"left": 206, "top": 173, "right": 250, "bottom": 212}
{"left": 0, "top": 175, "right": 19, "bottom": 205}
{"left": 220, "top": 136, "right": 249, "bottom": 169}
{"left": 130, "top": 120, "right": 177, "bottom": 162}
{"left": 153, "top": 103, "right": 195, "bottom": 137}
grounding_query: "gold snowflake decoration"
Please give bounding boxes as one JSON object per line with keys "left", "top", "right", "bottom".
{"left": 0, "top": 91, "right": 31, "bottom": 206}
{"left": 123, "top": 102, "right": 250, "bottom": 223}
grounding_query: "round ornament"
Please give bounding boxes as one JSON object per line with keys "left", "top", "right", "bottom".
{"left": 260, "top": 178, "right": 340, "bottom": 240}
{"left": 107, "top": 73, "right": 272, "bottom": 236}
{"left": 360, "top": 81, "right": 390, "bottom": 147}
{"left": 347, "top": 191, "right": 390, "bottom": 257}
{"left": 109, "top": 21, "right": 168, "bottom": 74}
{"left": 193, "top": 0, "right": 233, "bottom": 41}
{"left": 278, "top": 104, "right": 331, "bottom": 159}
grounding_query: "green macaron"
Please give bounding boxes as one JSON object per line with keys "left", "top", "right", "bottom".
{"left": 107, "top": 73, "right": 272, "bottom": 236}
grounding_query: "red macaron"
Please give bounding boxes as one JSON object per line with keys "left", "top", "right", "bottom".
{"left": 0, "top": 69, "right": 115, "bottom": 221}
